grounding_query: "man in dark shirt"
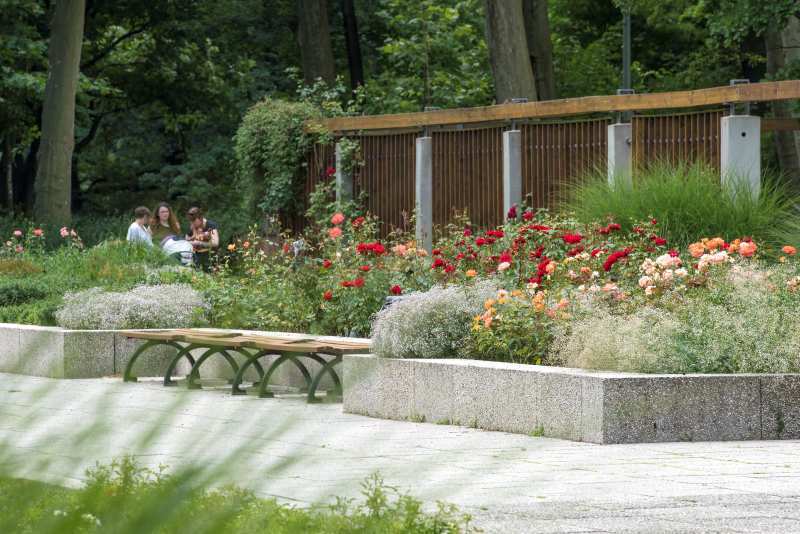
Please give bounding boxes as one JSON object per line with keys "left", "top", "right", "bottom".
{"left": 186, "top": 206, "right": 219, "bottom": 270}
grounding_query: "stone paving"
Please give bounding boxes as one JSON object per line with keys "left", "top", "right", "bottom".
{"left": 0, "top": 373, "right": 799, "bottom": 533}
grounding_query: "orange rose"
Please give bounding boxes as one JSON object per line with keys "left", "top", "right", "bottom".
{"left": 465, "top": 269, "right": 477, "bottom": 277}
{"left": 739, "top": 241, "right": 757, "bottom": 257}
{"left": 782, "top": 245, "right": 797, "bottom": 256}
{"left": 688, "top": 242, "right": 705, "bottom": 258}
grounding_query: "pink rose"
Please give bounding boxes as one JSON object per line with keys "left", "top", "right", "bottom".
{"left": 33, "top": 228, "right": 43, "bottom": 237}
{"left": 12, "top": 230, "right": 22, "bottom": 238}
{"left": 330, "top": 213, "right": 345, "bottom": 225}
{"left": 328, "top": 227, "right": 342, "bottom": 239}
{"left": 60, "top": 227, "right": 69, "bottom": 238}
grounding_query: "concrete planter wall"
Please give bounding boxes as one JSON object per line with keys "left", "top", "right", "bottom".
{"left": 0, "top": 324, "right": 342, "bottom": 390}
{"left": 343, "top": 354, "right": 800, "bottom": 444}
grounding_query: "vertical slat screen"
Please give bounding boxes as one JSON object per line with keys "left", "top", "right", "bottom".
{"left": 431, "top": 127, "right": 504, "bottom": 230}
{"left": 632, "top": 110, "right": 723, "bottom": 170}
{"left": 353, "top": 133, "right": 416, "bottom": 236}
{"left": 521, "top": 118, "right": 610, "bottom": 209}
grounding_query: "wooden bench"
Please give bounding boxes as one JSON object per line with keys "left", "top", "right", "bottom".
{"left": 121, "top": 329, "right": 371, "bottom": 403}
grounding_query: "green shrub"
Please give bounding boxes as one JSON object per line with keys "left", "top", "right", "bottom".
{"left": 0, "top": 295, "right": 61, "bottom": 326}
{"left": 567, "top": 162, "right": 800, "bottom": 250}
{"left": 233, "top": 98, "right": 323, "bottom": 220}
{"left": 0, "top": 458, "right": 476, "bottom": 534}
{"left": 0, "top": 279, "right": 49, "bottom": 306}
{"left": 0, "top": 258, "right": 43, "bottom": 276}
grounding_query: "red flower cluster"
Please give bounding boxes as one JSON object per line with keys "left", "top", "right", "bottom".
{"left": 359, "top": 265, "right": 371, "bottom": 272}
{"left": 486, "top": 230, "right": 504, "bottom": 238}
{"left": 356, "top": 241, "right": 385, "bottom": 255}
{"left": 529, "top": 224, "right": 551, "bottom": 232}
{"left": 650, "top": 235, "right": 667, "bottom": 246}
{"left": 463, "top": 228, "right": 472, "bottom": 237}
{"left": 341, "top": 277, "right": 366, "bottom": 288}
{"left": 432, "top": 258, "right": 446, "bottom": 269}
{"left": 499, "top": 251, "right": 512, "bottom": 263}
{"left": 566, "top": 245, "right": 584, "bottom": 257}
{"left": 322, "top": 259, "right": 332, "bottom": 268}
{"left": 390, "top": 285, "right": 402, "bottom": 295}
{"left": 522, "top": 210, "right": 534, "bottom": 221}
{"left": 323, "top": 290, "right": 333, "bottom": 300}
{"left": 597, "top": 223, "right": 621, "bottom": 235}
{"left": 602, "top": 248, "right": 633, "bottom": 272}
{"left": 352, "top": 216, "right": 365, "bottom": 228}
{"left": 562, "top": 233, "right": 583, "bottom": 245}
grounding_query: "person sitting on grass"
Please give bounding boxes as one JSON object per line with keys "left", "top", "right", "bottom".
{"left": 126, "top": 206, "right": 153, "bottom": 247}
{"left": 186, "top": 206, "right": 219, "bottom": 270}
{"left": 150, "top": 202, "right": 182, "bottom": 246}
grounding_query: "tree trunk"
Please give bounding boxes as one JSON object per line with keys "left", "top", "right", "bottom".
{"left": 296, "top": 0, "right": 336, "bottom": 85}
{"left": 340, "top": 0, "right": 364, "bottom": 92}
{"left": 522, "top": 0, "right": 555, "bottom": 100}
{"left": 484, "top": 0, "right": 537, "bottom": 103}
{"left": 766, "top": 22, "right": 800, "bottom": 186}
{"left": 34, "top": 0, "right": 85, "bottom": 227}
{"left": 2, "top": 137, "right": 12, "bottom": 214}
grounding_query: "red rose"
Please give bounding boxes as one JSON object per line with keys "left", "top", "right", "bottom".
{"left": 352, "top": 216, "right": 365, "bottom": 228}
{"left": 668, "top": 249, "right": 679, "bottom": 257}
{"left": 486, "top": 230, "right": 504, "bottom": 238}
{"left": 522, "top": 210, "right": 534, "bottom": 221}
{"left": 340, "top": 280, "right": 353, "bottom": 288}
{"left": 651, "top": 218, "right": 658, "bottom": 225}
{"left": 653, "top": 236, "right": 667, "bottom": 246}
{"left": 590, "top": 248, "right": 604, "bottom": 257}
{"left": 354, "top": 277, "right": 365, "bottom": 288}
{"left": 602, "top": 248, "right": 632, "bottom": 272}
{"left": 499, "top": 251, "right": 512, "bottom": 263}
{"left": 432, "top": 258, "right": 445, "bottom": 269}
{"left": 322, "top": 259, "right": 332, "bottom": 268}
{"left": 323, "top": 290, "right": 333, "bottom": 301}
{"left": 475, "top": 237, "right": 487, "bottom": 246}
{"left": 455, "top": 252, "right": 465, "bottom": 260}
{"left": 444, "top": 264, "right": 456, "bottom": 273}
{"left": 567, "top": 245, "right": 585, "bottom": 257}
{"left": 325, "top": 166, "right": 336, "bottom": 177}
{"left": 530, "top": 245, "right": 545, "bottom": 259}
{"left": 507, "top": 205, "right": 518, "bottom": 219}
{"left": 463, "top": 228, "right": 472, "bottom": 237}
{"left": 562, "top": 233, "right": 583, "bottom": 245}
{"left": 359, "top": 265, "right": 371, "bottom": 272}
{"left": 390, "top": 285, "right": 402, "bottom": 295}
{"left": 530, "top": 224, "right": 551, "bottom": 232}
{"left": 432, "top": 248, "right": 441, "bottom": 256}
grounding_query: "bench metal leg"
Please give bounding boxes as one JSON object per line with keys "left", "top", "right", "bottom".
{"left": 231, "top": 351, "right": 311, "bottom": 396}
{"left": 162, "top": 344, "right": 200, "bottom": 386}
{"left": 123, "top": 340, "right": 184, "bottom": 382}
{"left": 256, "top": 353, "right": 308, "bottom": 398}
{"left": 186, "top": 347, "right": 252, "bottom": 389}
{"left": 306, "top": 355, "right": 343, "bottom": 404}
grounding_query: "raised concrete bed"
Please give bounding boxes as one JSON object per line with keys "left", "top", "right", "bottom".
{"left": 0, "top": 324, "right": 348, "bottom": 390}
{"left": 343, "top": 354, "right": 800, "bottom": 444}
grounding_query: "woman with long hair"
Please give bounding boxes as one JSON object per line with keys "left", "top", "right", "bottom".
{"left": 150, "top": 202, "right": 182, "bottom": 246}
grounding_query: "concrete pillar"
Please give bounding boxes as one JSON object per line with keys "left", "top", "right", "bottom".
{"left": 721, "top": 115, "right": 761, "bottom": 200}
{"left": 503, "top": 129, "right": 522, "bottom": 218}
{"left": 335, "top": 142, "right": 353, "bottom": 203}
{"left": 607, "top": 123, "right": 632, "bottom": 188}
{"left": 415, "top": 136, "right": 433, "bottom": 252}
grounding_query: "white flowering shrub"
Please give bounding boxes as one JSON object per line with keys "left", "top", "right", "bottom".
{"left": 55, "top": 284, "right": 210, "bottom": 330}
{"left": 552, "top": 263, "right": 800, "bottom": 374}
{"left": 371, "top": 280, "right": 499, "bottom": 359}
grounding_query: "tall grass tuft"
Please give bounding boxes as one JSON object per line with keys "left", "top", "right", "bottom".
{"left": 567, "top": 162, "right": 800, "bottom": 250}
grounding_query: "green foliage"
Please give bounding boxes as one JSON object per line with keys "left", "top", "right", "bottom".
{"left": 568, "top": 163, "right": 800, "bottom": 249}
{"left": 0, "top": 278, "right": 48, "bottom": 306}
{"left": 0, "top": 458, "right": 475, "bottom": 533}
{"left": 233, "top": 98, "right": 322, "bottom": 219}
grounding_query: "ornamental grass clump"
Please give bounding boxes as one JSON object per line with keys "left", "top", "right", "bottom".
{"left": 568, "top": 162, "right": 800, "bottom": 250}
{"left": 55, "top": 284, "right": 209, "bottom": 330}
{"left": 371, "top": 281, "right": 498, "bottom": 359}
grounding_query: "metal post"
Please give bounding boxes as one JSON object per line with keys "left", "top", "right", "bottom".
{"left": 622, "top": 9, "right": 631, "bottom": 91}
{"left": 415, "top": 136, "right": 433, "bottom": 252}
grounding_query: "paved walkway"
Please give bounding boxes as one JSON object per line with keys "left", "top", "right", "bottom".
{"left": 0, "top": 373, "right": 799, "bottom": 533}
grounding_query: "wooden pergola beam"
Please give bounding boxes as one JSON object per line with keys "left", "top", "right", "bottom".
{"left": 310, "top": 80, "right": 800, "bottom": 133}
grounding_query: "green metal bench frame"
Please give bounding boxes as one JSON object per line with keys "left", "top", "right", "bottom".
{"left": 122, "top": 331, "right": 364, "bottom": 403}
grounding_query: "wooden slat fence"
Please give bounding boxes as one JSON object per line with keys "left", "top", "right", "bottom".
{"left": 353, "top": 133, "right": 416, "bottom": 235}
{"left": 632, "top": 109, "right": 723, "bottom": 170}
{"left": 522, "top": 118, "right": 609, "bottom": 210}
{"left": 432, "top": 127, "right": 504, "bottom": 230}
